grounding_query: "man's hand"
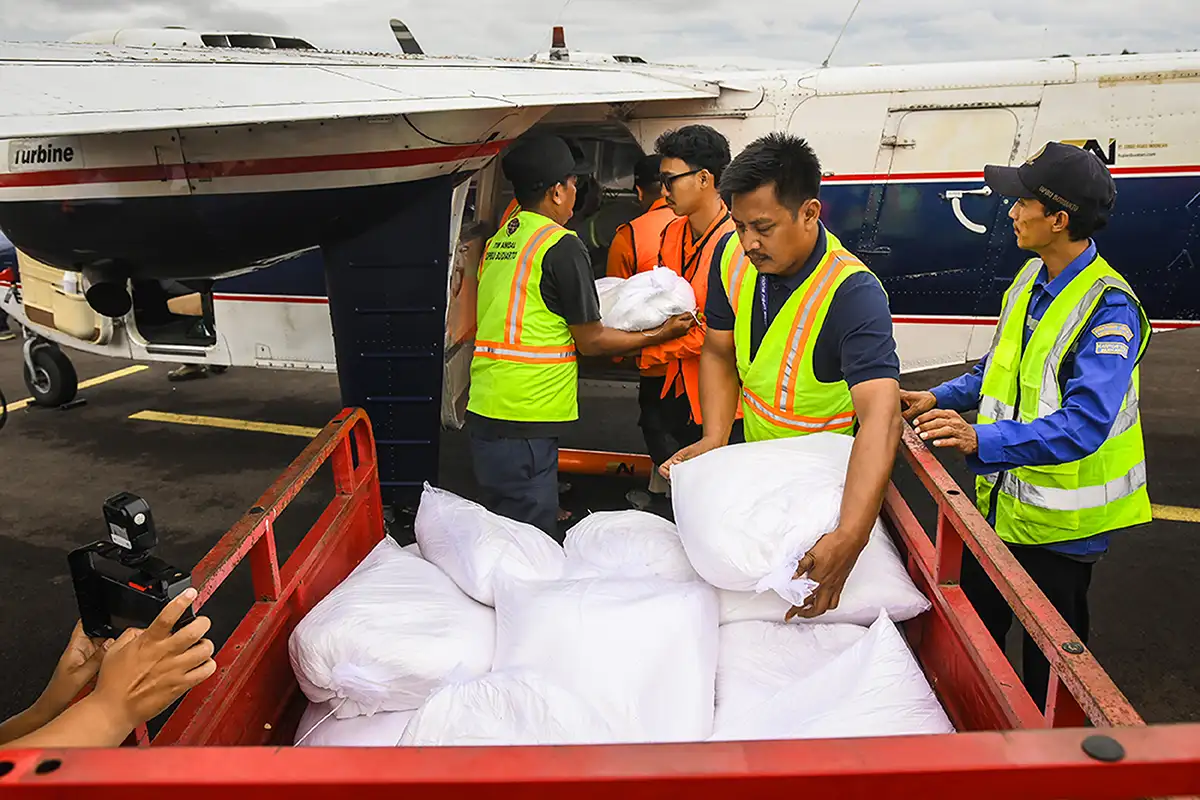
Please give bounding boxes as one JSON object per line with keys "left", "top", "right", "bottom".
{"left": 913, "top": 409, "right": 979, "bottom": 454}
{"left": 785, "top": 527, "right": 870, "bottom": 620}
{"left": 37, "top": 621, "right": 108, "bottom": 717}
{"left": 899, "top": 389, "right": 937, "bottom": 422}
{"left": 658, "top": 435, "right": 723, "bottom": 479}
{"left": 91, "top": 588, "right": 217, "bottom": 731}
{"left": 652, "top": 312, "right": 696, "bottom": 342}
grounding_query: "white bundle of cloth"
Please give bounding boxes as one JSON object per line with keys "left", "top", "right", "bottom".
{"left": 595, "top": 267, "right": 697, "bottom": 332}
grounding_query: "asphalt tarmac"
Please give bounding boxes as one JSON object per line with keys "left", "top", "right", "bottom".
{"left": 0, "top": 329, "right": 1195, "bottom": 731}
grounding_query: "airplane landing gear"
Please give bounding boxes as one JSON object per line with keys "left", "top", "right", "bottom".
{"left": 22, "top": 336, "right": 78, "bottom": 408}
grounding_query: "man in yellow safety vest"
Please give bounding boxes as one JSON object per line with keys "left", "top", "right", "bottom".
{"left": 901, "top": 141, "right": 1153, "bottom": 710}
{"left": 660, "top": 132, "right": 905, "bottom": 620}
{"left": 467, "top": 134, "right": 694, "bottom": 535}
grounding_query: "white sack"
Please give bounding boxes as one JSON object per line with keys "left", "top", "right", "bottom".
{"left": 294, "top": 701, "right": 416, "bottom": 747}
{"left": 714, "top": 621, "right": 867, "bottom": 730}
{"left": 714, "top": 523, "right": 931, "bottom": 626}
{"left": 399, "top": 669, "right": 618, "bottom": 747}
{"left": 401, "top": 542, "right": 421, "bottom": 556}
{"left": 596, "top": 267, "right": 697, "bottom": 332}
{"left": 288, "top": 536, "right": 496, "bottom": 718}
{"left": 414, "top": 482, "right": 566, "bottom": 606}
{"left": 492, "top": 575, "right": 719, "bottom": 743}
{"left": 710, "top": 610, "right": 956, "bottom": 742}
{"left": 672, "top": 434, "right": 930, "bottom": 625}
{"left": 562, "top": 510, "right": 701, "bottom": 583}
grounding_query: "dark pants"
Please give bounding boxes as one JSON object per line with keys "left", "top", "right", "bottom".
{"left": 468, "top": 430, "right": 559, "bottom": 536}
{"left": 637, "top": 375, "right": 703, "bottom": 469}
{"left": 960, "top": 544, "right": 1094, "bottom": 711}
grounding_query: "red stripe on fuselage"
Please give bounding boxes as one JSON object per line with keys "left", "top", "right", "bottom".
{"left": 0, "top": 139, "right": 510, "bottom": 189}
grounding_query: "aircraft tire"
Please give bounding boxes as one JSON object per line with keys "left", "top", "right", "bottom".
{"left": 22, "top": 345, "right": 78, "bottom": 408}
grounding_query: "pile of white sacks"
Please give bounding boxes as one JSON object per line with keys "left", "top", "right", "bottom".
{"left": 288, "top": 433, "right": 956, "bottom": 747}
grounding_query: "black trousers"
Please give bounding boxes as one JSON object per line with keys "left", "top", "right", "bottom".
{"left": 960, "top": 543, "right": 1094, "bottom": 711}
{"left": 468, "top": 430, "right": 559, "bottom": 536}
{"left": 637, "top": 375, "right": 703, "bottom": 468}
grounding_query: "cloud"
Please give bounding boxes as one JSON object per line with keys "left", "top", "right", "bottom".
{"left": 0, "top": 0, "right": 1195, "bottom": 65}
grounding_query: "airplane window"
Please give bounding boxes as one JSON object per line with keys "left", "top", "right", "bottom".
{"left": 274, "top": 37, "right": 317, "bottom": 50}
{"left": 227, "top": 35, "right": 276, "bottom": 49}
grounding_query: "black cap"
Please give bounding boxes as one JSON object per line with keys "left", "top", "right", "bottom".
{"left": 633, "top": 153, "right": 664, "bottom": 188}
{"left": 984, "top": 141, "right": 1116, "bottom": 218}
{"left": 501, "top": 134, "right": 594, "bottom": 194}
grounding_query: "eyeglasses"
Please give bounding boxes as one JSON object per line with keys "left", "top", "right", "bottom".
{"left": 657, "top": 168, "right": 703, "bottom": 191}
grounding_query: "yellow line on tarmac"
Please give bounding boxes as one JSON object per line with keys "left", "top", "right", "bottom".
{"left": 129, "top": 410, "right": 322, "bottom": 439}
{"left": 2, "top": 364, "right": 149, "bottom": 414}
{"left": 1151, "top": 504, "right": 1200, "bottom": 524}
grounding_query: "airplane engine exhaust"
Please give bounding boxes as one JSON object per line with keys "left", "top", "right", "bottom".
{"left": 82, "top": 266, "right": 133, "bottom": 318}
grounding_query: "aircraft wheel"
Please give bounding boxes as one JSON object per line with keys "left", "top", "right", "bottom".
{"left": 23, "top": 345, "right": 78, "bottom": 407}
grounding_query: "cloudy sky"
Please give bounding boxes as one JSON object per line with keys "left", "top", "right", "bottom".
{"left": 1, "top": 0, "right": 1197, "bottom": 68}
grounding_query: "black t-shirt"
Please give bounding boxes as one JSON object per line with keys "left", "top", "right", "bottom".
{"left": 468, "top": 233, "right": 600, "bottom": 439}
{"left": 704, "top": 225, "right": 900, "bottom": 389}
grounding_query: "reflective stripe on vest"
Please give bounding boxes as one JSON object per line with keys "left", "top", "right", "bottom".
{"left": 718, "top": 229, "right": 872, "bottom": 442}
{"left": 974, "top": 253, "right": 1152, "bottom": 544}
{"left": 504, "top": 223, "right": 561, "bottom": 346}
{"left": 473, "top": 340, "right": 577, "bottom": 364}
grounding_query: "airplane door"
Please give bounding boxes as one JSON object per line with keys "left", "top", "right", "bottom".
{"left": 859, "top": 106, "right": 1035, "bottom": 371}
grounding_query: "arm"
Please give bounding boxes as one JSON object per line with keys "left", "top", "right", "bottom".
{"left": 901, "top": 355, "right": 987, "bottom": 421}
{"left": 2, "top": 591, "right": 216, "bottom": 750}
{"left": 970, "top": 296, "right": 1143, "bottom": 472}
{"left": 657, "top": 256, "right": 741, "bottom": 476}
{"left": 931, "top": 356, "right": 988, "bottom": 412}
{"left": 790, "top": 275, "right": 904, "bottom": 619}
{"left": 696, "top": 329, "right": 741, "bottom": 443}
{"left": 569, "top": 316, "right": 693, "bottom": 358}
{"left": 914, "top": 295, "right": 1144, "bottom": 472}
{"left": 0, "top": 621, "right": 106, "bottom": 745}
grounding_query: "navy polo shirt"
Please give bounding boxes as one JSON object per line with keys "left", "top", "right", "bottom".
{"left": 705, "top": 223, "right": 900, "bottom": 388}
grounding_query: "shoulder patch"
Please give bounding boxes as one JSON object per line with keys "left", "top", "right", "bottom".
{"left": 1091, "top": 322, "right": 1134, "bottom": 341}
{"left": 1095, "top": 341, "right": 1130, "bottom": 358}
{"left": 506, "top": 216, "right": 520, "bottom": 236}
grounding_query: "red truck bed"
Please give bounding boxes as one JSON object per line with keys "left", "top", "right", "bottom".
{"left": 3, "top": 407, "right": 1198, "bottom": 799}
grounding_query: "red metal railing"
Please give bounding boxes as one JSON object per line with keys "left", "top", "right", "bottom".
{"left": 2, "top": 411, "right": 1197, "bottom": 799}
{"left": 153, "top": 407, "right": 384, "bottom": 747}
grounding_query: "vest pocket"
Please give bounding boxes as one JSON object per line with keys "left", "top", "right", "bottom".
{"left": 1004, "top": 463, "right": 1082, "bottom": 534}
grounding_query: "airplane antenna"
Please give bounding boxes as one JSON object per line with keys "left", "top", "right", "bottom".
{"left": 821, "top": 0, "right": 865, "bottom": 68}
{"left": 553, "top": 0, "right": 577, "bottom": 25}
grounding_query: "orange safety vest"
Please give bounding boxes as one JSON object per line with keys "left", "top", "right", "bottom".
{"left": 622, "top": 198, "right": 677, "bottom": 275}
{"left": 640, "top": 203, "right": 738, "bottom": 424}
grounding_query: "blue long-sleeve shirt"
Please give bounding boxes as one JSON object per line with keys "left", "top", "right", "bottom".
{"left": 930, "top": 240, "right": 1145, "bottom": 558}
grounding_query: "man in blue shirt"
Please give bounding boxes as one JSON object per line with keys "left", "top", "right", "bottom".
{"left": 900, "top": 142, "right": 1151, "bottom": 710}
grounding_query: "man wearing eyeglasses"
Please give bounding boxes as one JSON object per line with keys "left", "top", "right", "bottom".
{"left": 634, "top": 126, "right": 739, "bottom": 493}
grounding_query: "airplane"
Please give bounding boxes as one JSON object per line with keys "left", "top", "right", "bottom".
{"left": 0, "top": 21, "right": 1197, "bottom": 510}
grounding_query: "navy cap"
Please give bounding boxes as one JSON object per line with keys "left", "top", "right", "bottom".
{"left": 984, "top": 141, "right": 1116, "bottom": 218}
{"left": 501, "top": 134, "right": 594, "bottom": 194}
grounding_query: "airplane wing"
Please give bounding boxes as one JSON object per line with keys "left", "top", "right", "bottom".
{"left": 0, "top": 42, "right": 719, "bottom": 139}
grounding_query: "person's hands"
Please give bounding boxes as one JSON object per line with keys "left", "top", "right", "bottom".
{"left": 913, "top": 409, "right": 979, "bottom": 454}
{"left": 91, "top": 588, "right": 217, "bottom": 731}
{"left": 34, "top": 621, "right": 108, "bottom": 719}
{"left": 785, "top": 528, "right": 869, "bottom": 620}
{"left": 658, "top": 435, "right": 722, "bottom": 479}
{"left": 656, "top": 312, "right": 696, "bottom": 340}
{"left": 899, "top": 389, "right": 937, "bottom": 422}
